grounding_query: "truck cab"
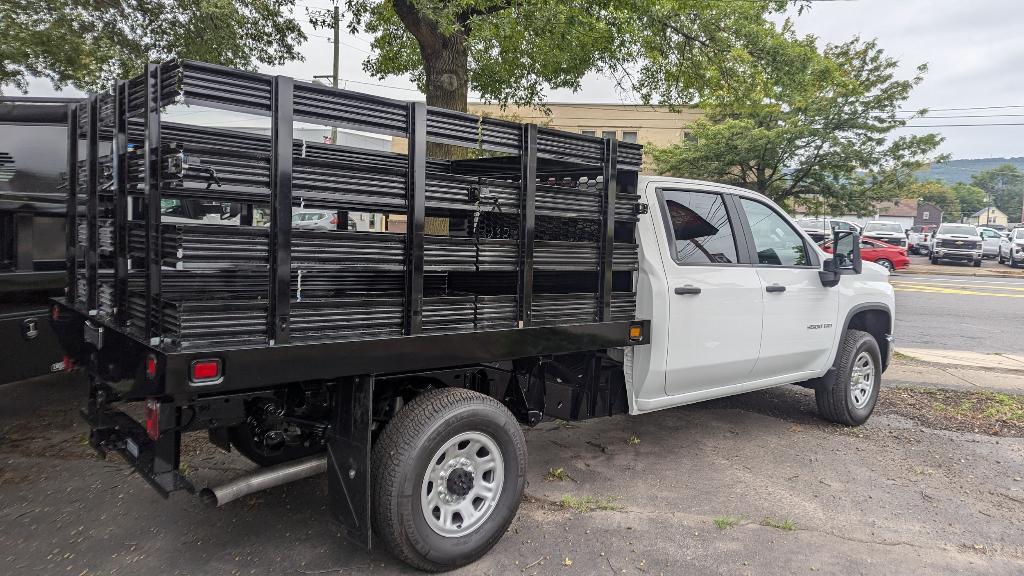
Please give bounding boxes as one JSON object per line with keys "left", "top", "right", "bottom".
{"left": 629, "top": 178, "right": 893, "bottom": 415}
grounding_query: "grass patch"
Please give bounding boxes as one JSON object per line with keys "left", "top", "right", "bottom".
{"left": 760, "top": 517, "right": 796, "bottom": 531}
{"left": 880, "top": 387, "right": 1024, "bottom": 437}
{"left": 559, "top": 495, "right": 623, "bottom": 513}
{"left": 891, "top": 350, "right": 915, "bottom": 361}
{"left": 713, "top": 516, "right": 742, "bottom": 530}
{"left": 545, "top": 467, "right": 571, "bottom": 482}
{"left": 626, "top": 434, "right": 641, "bottom": 446}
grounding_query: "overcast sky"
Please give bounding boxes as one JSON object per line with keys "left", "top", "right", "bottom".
{"left": 16, "top": 0, "right": 1024, "bottom": 160}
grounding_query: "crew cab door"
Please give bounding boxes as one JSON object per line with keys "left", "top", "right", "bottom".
{"left": 654, "top": 189, "right": 763, "bottom": 397}
{"left": 734, "top": 198, "right": 839, "bottom": 381}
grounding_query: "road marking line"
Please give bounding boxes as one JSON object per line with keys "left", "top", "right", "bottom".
{"left": 894, "top": 285, "right": 1024, "bottom": 298}
{"left": 892, "top": 280, "right": 1024, "bottom": 292}
{"left": 901, "top": 276, "right": 1024, "bottom": 285}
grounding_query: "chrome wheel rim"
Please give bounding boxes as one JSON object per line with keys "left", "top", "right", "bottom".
{"left": 850, "top": 351, "right": 875, "bottom": 410}
{"left": 421, "top": 431, "right": 504, "bottom": 538}
{"left": 879, "top": 259, "right": 893, "bottom": 271}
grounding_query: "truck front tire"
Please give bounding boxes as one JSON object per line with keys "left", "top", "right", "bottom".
{"left": 815, "top": 329, "right": 881, "bottom": 426}
{"left": 371, "top": 388, "right": 527, "bottom": 572}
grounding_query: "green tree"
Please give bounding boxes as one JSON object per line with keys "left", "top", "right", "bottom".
{"left": 345, "top": 0, "right": 796, "bottom": 112}
{"left": 0, "top": 0, "right": 305, "bottom": 93}
{"left": 911, "top": 180, "right": 959, "bottom": 222}
{"left": 649, "top": 36, "right": 944, "bottom": 214}
{"left": 950, "top": 183, "right": 987, "bottom": 220}
{"left": 970, "top": 164, "right": 1024, "bottom": 223}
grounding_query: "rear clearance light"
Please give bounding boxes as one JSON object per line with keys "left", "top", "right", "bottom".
{"left": 145, "top": 354, "right": 158, "bottom": 380}
{"left": 190, "top": 358, "right": 222, "bottom": 384}
{"left": 145, "top": 399, "right": 160, "bottom": 441}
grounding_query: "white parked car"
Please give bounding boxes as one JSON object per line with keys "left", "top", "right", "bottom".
{"left": 292, "top": 209, "right": 351, "bottom": 231}
{"left": 929, "top": 223, "right": 983, "bottom": 267}
{"left": 862, "top": 221, "right": 907, "bottom": 248}
{"left": 998, "top": 227, "right": 1024, "bottom": 267}
{"left": 977, "top": 226, "right": 1004, "bottom": 259}
{"left": 795, "top": 217, "right": 861, "bottom": 243}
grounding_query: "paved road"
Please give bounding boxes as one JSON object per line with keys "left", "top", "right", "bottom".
{"left": 891, "top": 272, "right": 1024, "bottom": 354}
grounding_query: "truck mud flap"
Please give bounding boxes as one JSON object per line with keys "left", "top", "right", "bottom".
{"left": 81, "top": 391, "right": 194, "bottom": 498}
{"left": 326, "top": 375, "right": 374, "bottom": 549}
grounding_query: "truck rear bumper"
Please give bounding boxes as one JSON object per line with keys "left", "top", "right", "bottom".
{"left": 81, "top": 391, "right": 193, "bottom": 497}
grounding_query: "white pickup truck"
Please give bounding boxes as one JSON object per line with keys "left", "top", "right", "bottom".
{"left": 59, "top": 104, "right": 896, "bottom": 571}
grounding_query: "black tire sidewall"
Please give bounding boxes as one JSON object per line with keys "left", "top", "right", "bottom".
{"left": 877, "top": 259, "right": 892, "bottom": 271}
{"left": 393, "top": 403, "right": 526, "bottom": 568}
{"left": 840, "top": 334, "right": 882, "bottom": 425}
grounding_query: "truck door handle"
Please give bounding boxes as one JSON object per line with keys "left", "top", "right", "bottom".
{"left": 765, "top": 284, "right": 786, "bottom": 293}
{"left": 674, "top": 285, "right": 702, "bottom": 295}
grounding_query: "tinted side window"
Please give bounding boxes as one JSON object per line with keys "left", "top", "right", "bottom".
{"left": 739, "top": 198, "right": 810, "bottom": 266}
{"left": 661, "top": 190, "right": 739, "bottom": 265}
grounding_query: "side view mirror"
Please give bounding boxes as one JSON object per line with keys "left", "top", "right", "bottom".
{"left": 820, "top": 230, "right": 862, "bottom": 287}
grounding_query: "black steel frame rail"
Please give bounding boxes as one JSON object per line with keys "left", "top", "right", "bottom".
{"left": 404, "top": 102, "right": 426, "bottom": 335}
{"left": 144, "top": 63, "right": 163, "bottom": 341}
{"left": 64, "top": 104, "right": 78, "bottom": 302}
{"left": 269, "top": 76, "right": 294, "bottom": 344}
{"left": 86, "top": 96, "right": 100, "bottom": 312}
{"left": 518, "top": 124, "right": 537, "bottom": 327}
{"left": 114, "top": 80, "right": 130, "bottom": 325}
{"left": 600, "top": 138, "right": 618, "bottom": 321}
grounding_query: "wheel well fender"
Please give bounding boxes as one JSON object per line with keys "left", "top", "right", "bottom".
{"left": 841, "top": 304, "right": 893, "bottom": 371}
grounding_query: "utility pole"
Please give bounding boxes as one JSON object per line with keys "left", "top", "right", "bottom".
{"left": 330, "top": 4, "right": 340, "bottom": 145}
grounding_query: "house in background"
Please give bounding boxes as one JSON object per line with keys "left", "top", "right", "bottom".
{"left": 830, "top": 199, "right": 919, "bottom": 229}
{"left": 916, "top": 201, "right": 943, "bottom": 226}
{"left": 965, "top": 206, "right": 1008, "bottom": 227}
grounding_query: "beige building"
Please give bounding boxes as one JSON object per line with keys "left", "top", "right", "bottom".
{"left": 467, "top": 102, "right": 701, "bottom": 149}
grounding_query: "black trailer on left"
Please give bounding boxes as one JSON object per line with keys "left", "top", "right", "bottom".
{"left": 0, "top": 97, "right": 81, "bottom": 385}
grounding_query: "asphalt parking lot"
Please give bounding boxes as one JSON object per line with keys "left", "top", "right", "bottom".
{"left": 2, "top": 372, "right": 1023, "bottom": 575}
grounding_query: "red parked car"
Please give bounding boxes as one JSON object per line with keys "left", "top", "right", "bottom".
{"left": 821, "top": 237, "right": 910, "bottom": 272}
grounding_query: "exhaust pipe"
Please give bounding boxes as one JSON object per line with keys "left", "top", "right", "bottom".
{"left": 199, "top": 454, "right": 328, "bottom": 507}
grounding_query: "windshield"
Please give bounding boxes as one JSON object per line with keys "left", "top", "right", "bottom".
{"left": 863, "top": 222, "right": 903, "bottom": 233}
{"left": 1016, "top": 229, "right": 1024, "bottom": 240}
{"left": 937, "top": 225, "right": 978, "bottom": 236}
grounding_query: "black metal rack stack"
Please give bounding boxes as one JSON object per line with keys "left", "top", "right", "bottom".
{"left": 66, "top": 60, "right": 642, "bottom": 351}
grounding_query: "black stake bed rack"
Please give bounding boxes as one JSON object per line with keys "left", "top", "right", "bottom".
{"left": 55, "top": 59, "right": 648, "bottom": 398}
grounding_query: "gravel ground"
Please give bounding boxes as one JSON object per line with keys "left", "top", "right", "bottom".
{"left": 2, "top": 372, "right": 1023, "bottom": 575}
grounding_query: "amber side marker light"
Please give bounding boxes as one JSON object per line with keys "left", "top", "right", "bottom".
{"left": 629, "top": 324, "right": 643, "bottom": 342}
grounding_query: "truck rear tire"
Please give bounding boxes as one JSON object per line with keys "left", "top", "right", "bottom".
{"left": 371, "top": 388, "right": 527, "bottom": 572}
{"left": 815, "top": 329, "right": 881, "bottom": 426}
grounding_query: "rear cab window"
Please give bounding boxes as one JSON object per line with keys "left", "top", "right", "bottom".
{"left": 658, "top": 190, "right": 740, "bottom": 265}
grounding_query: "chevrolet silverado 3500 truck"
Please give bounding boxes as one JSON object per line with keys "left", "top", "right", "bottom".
{"left": 50, "top": 61, "right": 894, "bottom": 572}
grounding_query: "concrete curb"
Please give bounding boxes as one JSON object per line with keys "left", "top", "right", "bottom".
{"left": 896, "top": 348, "right": 1024, "bottom": 372}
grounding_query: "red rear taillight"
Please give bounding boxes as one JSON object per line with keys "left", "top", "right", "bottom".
{"left": 51, "top": 306, "right": 60, "bottom": 321}
{"left": 330, "top": 214, "right": 338, "bottom": 225}
{"left": 145, "top": 399, "right": 160, "bottom": 441}
{"left": 62, "top": 355, "right": 74, "bottom": 372}
{"left": 145, "top": 354, "right": 158, "bottom": 380}
{"left": 190, "top": 359, "right": 222, "bottom": 383}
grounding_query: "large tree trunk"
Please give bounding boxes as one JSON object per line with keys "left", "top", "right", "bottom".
{"left": 422, "top": 36, "right": 469, "bottom": 113}
{"left": 393, "top": 0, "right": 470, "bottom": 112}
{"left": 393, "top": 0, "right": 471, "bottom": 159}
